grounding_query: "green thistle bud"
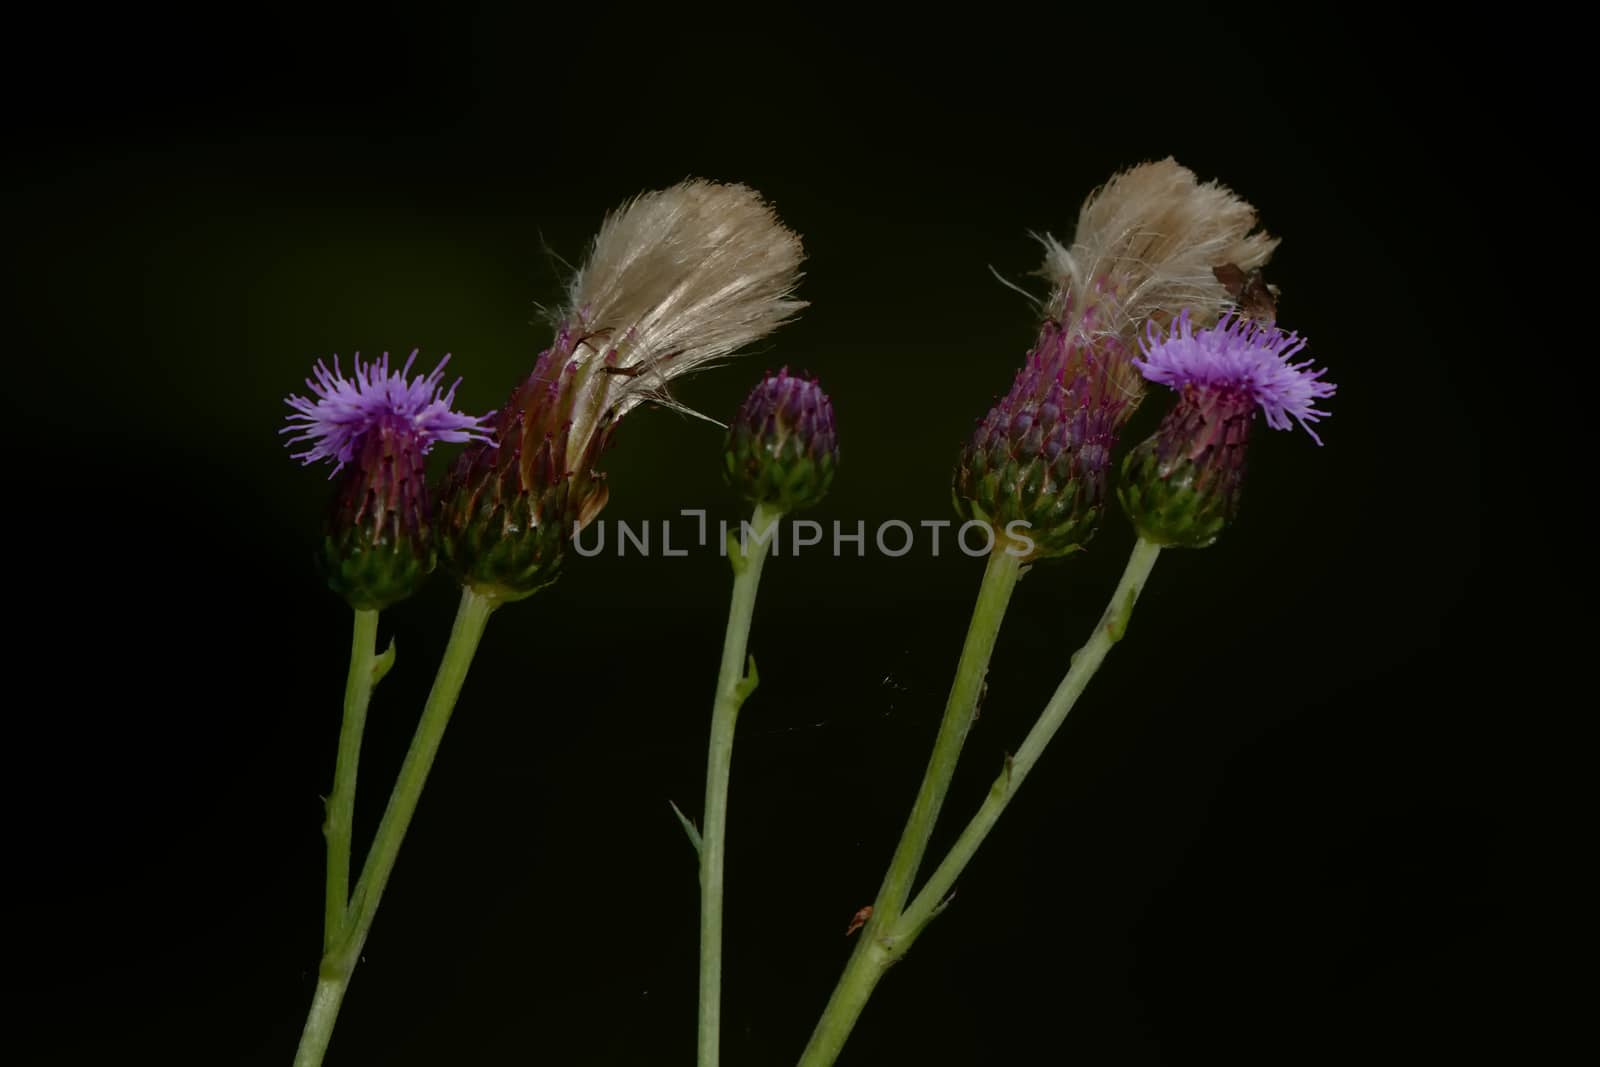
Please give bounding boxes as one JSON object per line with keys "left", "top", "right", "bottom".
{"left": 723, "top": 369, "right": 838, "bottom": 513}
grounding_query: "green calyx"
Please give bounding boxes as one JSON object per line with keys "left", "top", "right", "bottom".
{"left": 723, "top": 443, "right": 834, "bottom": 516}
{"left": 322, "top": 524, "right": 433, "bottom": 611}
{"left": 1116, "top": 441, "right": 1232, "bottom": 548}
{"left": 953, "top": 446, "right": 1100, "bottom": 561}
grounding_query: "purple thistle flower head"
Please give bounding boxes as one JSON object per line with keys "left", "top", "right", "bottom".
{"left": 724, "top": 368, "right": 839, "bottom": 513}
{"left": 282, "top": 350, "right": 493, "bottom": 474}
{"left": 1134, "top": 310, "right": 1335, "bottom": 444}
{"left": 952, "top": 314, "right": 1138, "bottom": 561}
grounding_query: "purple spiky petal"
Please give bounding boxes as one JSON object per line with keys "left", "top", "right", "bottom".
{"left": 1134, "top": 311, "right": 1336, "bottom": 444}
{"left": 282, "top": 350, "right": 494, "bottom": 474}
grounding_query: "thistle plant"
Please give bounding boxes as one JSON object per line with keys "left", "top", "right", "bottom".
{"left": 693, "top": 370, "right": 838, "bottom": 1067}
{"left": 282, "top": 352, "right": 491, "bottom": 1066}
{"left": 801, "top": 159, "right": 1285, "bottom": 1064}
{"left": 284, "top": 180, "right": 804, "bottom": 1067}
{"left": 887, "top": 308, "right": 1336, "bottom": 1020}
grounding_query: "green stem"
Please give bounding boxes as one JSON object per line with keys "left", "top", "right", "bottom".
{"left": 296, "top": 976, "right": 349, "bottom": 1067}
{"left": 896, "top": 537, "right": 1162, "bottom": 945}
{"left": 293, "top": 588, "right": 497, "bottom": 1067}
{"left": 323, "top": 609, "right": 385, "bottom": 952}
{"left": 698, "top": 503, "right": 779, "bottom": 1067}
{"left": 797, "top": 547, "right": 1023, "bottom": 1067}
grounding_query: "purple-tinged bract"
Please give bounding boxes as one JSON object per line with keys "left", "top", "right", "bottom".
{"left": 953, "top": 301, "right": 1138, "bottom": 561}
{"left": 283, "top": 351, "right": 493, "bottom": 474}
{"left": 1134, "top": 311, "right": 1334, "bottom": 444}
{"left": 437, "top": 327, "right": 613, "bottom": 604}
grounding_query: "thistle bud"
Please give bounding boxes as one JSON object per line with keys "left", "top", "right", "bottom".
{"left": 724, "top": 369, "right": 838, "bottom": 513}
{"left": 439, "top": 179, "right": 805, "bottom": 601}
{"left": 956, "top": 158, "right": 1277, "bottom": 560}
{"left": 1118, "top": 311, "right": 1334, "bottom": 547}
{"left": 282, "top": 351, "right": 493, "bottom": 609}
{"left": 954, "top": 321, "right": 1126, "bottom": 558}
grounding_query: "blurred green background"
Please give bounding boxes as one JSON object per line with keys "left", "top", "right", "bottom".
{"left": 8, "top": 8, "right": 1514, "bottom": 1065}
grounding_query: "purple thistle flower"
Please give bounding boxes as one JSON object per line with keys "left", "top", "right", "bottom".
{"left": 1119, "top": 310, "right": 1336, "bottom": 548}
{"left": 1134, "top": 311, "right": 1335, "bottom": 444}
{"left": 282, "top": 350, "right": 493, "bottom": 474}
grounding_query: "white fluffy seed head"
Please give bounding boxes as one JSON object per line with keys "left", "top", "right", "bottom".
{"left": 1042, "top": 158, "right": 1278, "bottom": 341}
{"left": 559, "top": 179, "right": 807, "bottom": 426}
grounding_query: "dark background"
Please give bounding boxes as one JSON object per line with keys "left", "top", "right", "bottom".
{"left": 9, "top": 8, "right": 1522, "bottom": 1065}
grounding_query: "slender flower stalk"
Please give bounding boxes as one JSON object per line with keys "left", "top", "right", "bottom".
{"left": 323, "top": 610, "right": 394, "bottom": 950}
{"left": 699, "top": 373, "right": 837, "bottom": 1066}
{"left": 798, "top": 538, "right": 1162, "bottom": 1067}
{"left": 857, "top": 548, "right": 1026, "bottom": 926}
{"left": 802, "top": 160, "right": 1280, "bottom": 1065}
{"left": 698, "top": 504, "right": 777, "bottom": 1067}
{"left": 896, "top": 537, "right": 1163, "bottom": 942}
{"left": 797, "top": 546, "right": 1023, "bottom": 1067}
{"left": 294, "top": 590, "right": 496, "bottom": 1067}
